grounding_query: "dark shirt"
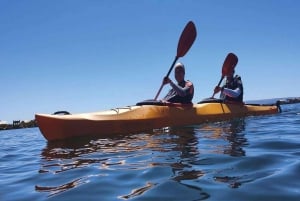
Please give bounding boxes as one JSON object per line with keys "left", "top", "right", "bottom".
{"left": 163, "top": 80, "right": 194, "bottom": 104}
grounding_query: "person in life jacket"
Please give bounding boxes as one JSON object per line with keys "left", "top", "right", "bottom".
{"left": 214, "top": 70, "right": 244, "bottom": 103}
{"left": 162, "top": 62, "right": 194, "bottom": 104}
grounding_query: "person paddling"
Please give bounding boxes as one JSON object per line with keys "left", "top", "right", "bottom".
{"left": 214, "top": 70, "right": 244, "bottom": 103}
{"left": 161, "top": 62, "right": 194, "bottom": 104}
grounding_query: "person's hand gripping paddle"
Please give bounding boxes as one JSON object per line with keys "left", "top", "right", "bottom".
{"left": 154, "top": 21, "right": 197, "bottom": 100}
{"left": 211, "top": 53, "right": 238, "bottom": 98}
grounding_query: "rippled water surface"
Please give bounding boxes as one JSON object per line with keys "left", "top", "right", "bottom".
{"left": 1, "top": 104, "right": 300, "bottom": 201}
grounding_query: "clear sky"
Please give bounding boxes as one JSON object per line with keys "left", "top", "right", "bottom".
{"left": 1, "top": 0, "right": 299, "bottom": 123}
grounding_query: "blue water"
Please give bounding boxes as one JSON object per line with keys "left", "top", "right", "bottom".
{"left": 1, "top": 103, "right": 300, "bottom": 201}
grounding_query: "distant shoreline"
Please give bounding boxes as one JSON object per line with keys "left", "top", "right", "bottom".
{"left": 0, "top": 120, "right": 37, "bottom": 131}
{"left": 278, "top": 97, "right": 300, "bottom": 104}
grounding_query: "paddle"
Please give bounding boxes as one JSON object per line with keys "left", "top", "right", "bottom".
{"left": 211, "top": 52, "right": 238, "bottom": 98}
{"left": 154, "top": 21, "right": 197, "bottom": 100}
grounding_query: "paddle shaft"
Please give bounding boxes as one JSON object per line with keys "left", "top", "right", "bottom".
{"left": 216, "top": 76, "right": 224, "bottom": 88}
{"left": 154, "top": 56, "right": 179, "bottom": 100}
{"left": 211, "top": 76, "right": 224, "bottom": 98}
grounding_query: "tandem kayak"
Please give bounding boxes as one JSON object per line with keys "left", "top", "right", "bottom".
{"left": 35, "top": 99, "right": 280, "bottom": 141}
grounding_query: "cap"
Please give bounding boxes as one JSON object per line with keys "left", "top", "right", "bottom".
{"left": 174, "top": 62, "right": 185, "bottom": 73}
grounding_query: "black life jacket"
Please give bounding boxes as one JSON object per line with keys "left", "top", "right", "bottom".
{"left": 164, "top": 80, "right": 194, "bottom": 104}
{"left": 222, "top": 75, "right": 244, "bottom": 102}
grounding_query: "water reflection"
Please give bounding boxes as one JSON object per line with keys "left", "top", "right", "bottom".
{"left": 196, "top": 118, "right": 249, "bottom": 189}
{"left": 120, "top": 182, "right": 156, "bottom": 199}
{"left": 35, "top": 178, "right": 86, "bottom": 196}
{"left": 198, "top": 118, "right": 247, "bottom": 156}
{"left": 37, "top": 118, "right": 248, "bottom": 198}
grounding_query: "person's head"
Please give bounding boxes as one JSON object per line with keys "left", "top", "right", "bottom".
{"left": 174, "top": 62, "right": 185, "bottom": 82}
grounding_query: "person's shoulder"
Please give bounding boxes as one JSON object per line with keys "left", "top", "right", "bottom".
{"left": 234, "top": 75, "right": 242, "bottom": 80}
{"left": 186, "top": 80, "right": 193, "bottom": 87}
{"left": 234, "top": 75, "right": 243, "bottom": 86}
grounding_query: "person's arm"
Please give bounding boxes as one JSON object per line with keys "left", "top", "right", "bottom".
{"left": 169, "top": 81, "right": 191, "bottom": 97}
{"left": 222, "top": 87, "right": 241, "bottom": 98}
{"left": 214, "top": 86, "right": 222, "bottom": 94}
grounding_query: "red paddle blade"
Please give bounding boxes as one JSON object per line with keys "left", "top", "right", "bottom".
{"left": 177, "top": 21, "right": 197, "bottom": 58}
{"left": 222, "top": 53, "right": 238, "bottom": 76}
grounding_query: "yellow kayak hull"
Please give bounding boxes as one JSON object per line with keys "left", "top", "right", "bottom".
{"left": 35, "top": 102, "right": 279, "bottom": 141}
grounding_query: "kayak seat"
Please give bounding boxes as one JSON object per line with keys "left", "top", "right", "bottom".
{"left": 136, "top": 99, "right": 165, "bottom": 106}
{"left": 52, "top": 111, "right": 71, "bottom": 115}
{"left": 198, "top": 98, "right": 224, "bottom": 104}
{"left": 136, "top": 99, "right": 193, "bottom": 107}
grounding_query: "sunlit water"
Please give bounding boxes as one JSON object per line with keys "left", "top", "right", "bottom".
{"left": 1, "top": 104, "right": 300, "bottom": 201}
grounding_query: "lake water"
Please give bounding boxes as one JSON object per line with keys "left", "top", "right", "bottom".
{"left": 1, "top": 103, "right": 300, "bottom": 201}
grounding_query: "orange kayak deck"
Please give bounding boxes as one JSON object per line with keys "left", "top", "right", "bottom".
{"left": 35, "top": 101, "right": 279, "bottom": 141}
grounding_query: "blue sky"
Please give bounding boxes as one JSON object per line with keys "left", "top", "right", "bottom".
{"left": 1, "top": 0, "right": 299, "bottom": 123}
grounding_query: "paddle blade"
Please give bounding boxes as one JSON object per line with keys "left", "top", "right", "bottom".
{"left": 177, "top": 21, "right": 197, "bottom": 58}
{"left": 222, "top": 52, "right": 238, "bottom": 76}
